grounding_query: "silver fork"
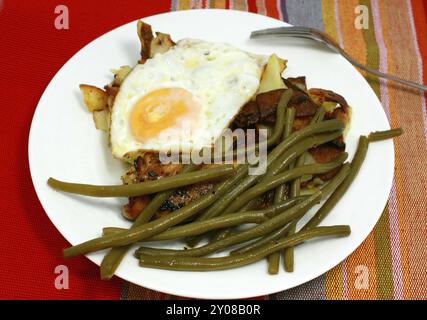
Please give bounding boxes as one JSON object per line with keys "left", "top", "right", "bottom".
{"left": 251, "top": 26, "right": 427, "bottom": 92}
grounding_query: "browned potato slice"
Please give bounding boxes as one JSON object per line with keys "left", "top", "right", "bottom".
{"left": 112, "top": 66, "right": 132, "bottom": 86}
{"left": 257, "top": 54, "right": 287, "bottom": 94}
{"left": 137, "top": 20, "right": 154, "bottom": 63}
{"left": 79, "top": 84, "right": 108, "bottom": 112}
{"left": 93, "top": 109, "right": 110, "bottom": 131}
{"left": 150, "top": 32, "right": 175, "bottom": 57}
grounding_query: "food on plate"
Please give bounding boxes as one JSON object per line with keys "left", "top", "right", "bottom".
{"left": 48, "top": 21, "right": 403, "bottom": 278}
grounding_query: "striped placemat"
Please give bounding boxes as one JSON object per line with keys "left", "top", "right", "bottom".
{"left": 122, "top": 0, "right": 427, "bottom": 300}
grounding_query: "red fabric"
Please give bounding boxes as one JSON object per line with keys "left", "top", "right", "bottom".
{"left": 0, "top": 0, "right": 171, "bottom": 299}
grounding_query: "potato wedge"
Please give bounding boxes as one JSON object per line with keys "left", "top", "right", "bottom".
{"left": 257, "top": 54, "right": 287, "bottom": 94}
{"left": 79, "top": 84, "right": 108, "bottom": 112}
{"left": 93, "top": 109, "right": 110, "bottom": 131}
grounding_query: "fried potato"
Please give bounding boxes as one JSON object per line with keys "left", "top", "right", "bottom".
{"left": 79, "top": 84, "right": 108, "bottom": 112}
{"left": 137, "top": 20, "right": 154, "bottom": 63}
{"left": 150, "top": 32, "right": 175, "bottom": 57}
{"left": 257, "top": 54, "right": 287, "bottom": 94}
{"left": 93, "top": 109, "right": 110, "bottom": 131}
{"left": 137, "top": 20, "right": 175, "bottom": 63}
{"left": 112, "top": 65, "right": 132, "bottom": 86}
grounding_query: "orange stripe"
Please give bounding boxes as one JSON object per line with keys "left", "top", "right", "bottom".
{"left": 325, "top": 264, "right": 344, "bottom": 299}
{"left": 256, "top": 0, "right": 266, "bottom": 15}
{"left": 264, "top": 0, "right": 279, "bottom": 19}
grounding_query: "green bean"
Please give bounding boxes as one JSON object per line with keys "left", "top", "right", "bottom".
{"left": 63, "top": 166, "right": 249, "bottom": 259}
{"left": 231, "top": 224, "right": 292, "bottom": 255}
{"left": 225, "top": 153, "right": 348, "bottom": 213}
{"left": 311, "top": 106, "right": 326, "bottom": 124}
{"left": 283, "top": 107, "right": 296, "bottom": 139}
{"left": 210, "top": 228, "right": 235, "bottom": 243}
{"left": 239, "top": 198, "right": 261, "bottom": 211}
{"left": 268, "top": 106, "right": 296, "bottom": 274}
{"left": 138, "top": 226, "right": 351, "bottom": 271}
{"left": 283, "top": 222, "right": 297, "bottom": 272}
{"left": 302, "top": 136, "right": 369, "bottom": 230}
{"left": 267, "top": 252, "right": 280, "bottom": 274}
{"left": 135, "top": 192, "right": 322, "bottom": 258}
{"left": 103, "top": 210, "right": 264, "bottom": 241}
{"left": 368, "top": 128, "right": 403, "bottom": 142}
{"left": 263, "top": 130, "right": 344, "bottom": 182}
{"left": 266, "top": 89, "right": 294, "bottom": 147}
{"left": 100, "top": 164, "right": 197, "bottom": 279}
{"left": 273, "top": 106, "right": 297, "bottom": 205}
{"left": 49, "top": 165, "right": 234, "bottom": 198}
{"left": 320, "top": 163, "right": 351, "bottom": 197}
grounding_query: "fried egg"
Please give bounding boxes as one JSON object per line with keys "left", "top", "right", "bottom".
{"left": 110, "top": 39, "right": 266, "bottom": 159}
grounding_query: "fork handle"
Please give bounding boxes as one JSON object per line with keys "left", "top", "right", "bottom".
{"left": 346, "top": 57, "right": 427, "bottom": 91}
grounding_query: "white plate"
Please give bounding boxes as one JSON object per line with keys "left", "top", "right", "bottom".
{"left": 29, "top": 9, "right": 393, "bottom": 299}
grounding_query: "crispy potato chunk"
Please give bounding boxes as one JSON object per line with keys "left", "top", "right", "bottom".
{"left": 257, "top": 54, "right": 287, "bottom": 94}
{"left": 150, "top": 32, "right": 175, "bottom": 57}
{"left": 112, "top": 66, "right": 132, "bottom": 86}
{"left": 93, "top": 109, "right": 110, "bottom": 131}
{"left": 79, "top": 84, "right": 108, "bottom": 112}
{"left": 137, "top": 20, "right": 154, "bottom": 63}
{"left": 137, "top": 20, "right": 175, "bottom": 63}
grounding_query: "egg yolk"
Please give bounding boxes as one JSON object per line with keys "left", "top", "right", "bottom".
{"left": 130, "top": 88, "right": 200, "bottom": 142}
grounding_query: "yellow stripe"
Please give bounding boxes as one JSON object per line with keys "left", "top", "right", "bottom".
{"left": 321, "top": 0, "right": 339, "bottom": 42}
{"left": 178, "top": 0, "right": 192, "bottom": 10}
{"left": 325, "top": 264, "right": 344, "bottom": 299}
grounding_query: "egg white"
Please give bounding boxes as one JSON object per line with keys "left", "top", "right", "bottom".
{"left": 110, "top": 38, "right": 267, "bottom": 159}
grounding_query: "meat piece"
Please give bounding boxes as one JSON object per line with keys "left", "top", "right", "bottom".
{"left": 290, "top": 90, "right": 318, "bottom": 117}
{"left": 308, "top": 88, "right": 350, "bottom": 114}
{"left": 256, "top": 89, "right": 286, "bottom": 119}
{"left": 233, "top": 101, "right": 260, "bottom": 127}
{"left": 309, "top": 142, "right": 345, "bottom": 164}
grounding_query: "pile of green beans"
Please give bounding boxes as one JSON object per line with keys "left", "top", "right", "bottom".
{"left": 54, "top": 119, "right": 402, "bottom": 277}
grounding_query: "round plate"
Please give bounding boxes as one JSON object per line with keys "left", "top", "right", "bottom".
{"left": 29, "top": 9, "right": 393, "bottom": 299}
